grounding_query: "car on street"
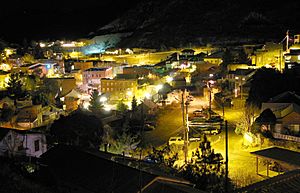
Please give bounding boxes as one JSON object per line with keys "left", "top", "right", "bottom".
{"left": 144, "top": 123, "right": 156, "bottom": 131}
{"left": 168, "top": 136, "right": 185, "bottom": 146}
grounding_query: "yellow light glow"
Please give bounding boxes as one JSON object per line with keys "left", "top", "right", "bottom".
{"left": 166, "top": 76, "right": 173, "bottom": 83}
{"left": 127, "top": 91, "right": 133, "bottom": 96}
{"left": 144, "top": 92, "right": 151, "bottom": 99}
{"left": 83, "top": 102, "right": 90, "bottom": 109}
{"left": 104, "top": 105, "right": 111, "bottom": 111}
{"left": 100, "top": 96, "right": 107, "bottom": 102}
{"left": 244, "top": 132, "right": 253, "bottom": 144}
{"left": 39, "top": 43, "right": 46, "bottom": 48}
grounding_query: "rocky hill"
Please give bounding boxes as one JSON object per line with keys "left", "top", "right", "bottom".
{"left": 91, "top": 0, "right": 300, "bottom": 49}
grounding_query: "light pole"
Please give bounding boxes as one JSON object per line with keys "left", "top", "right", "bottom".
{"left": 207, "top": 80, "right": 214, "bottom": 119}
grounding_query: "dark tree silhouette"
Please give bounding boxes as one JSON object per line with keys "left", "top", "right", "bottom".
{"left": 49, "top": 110, "right": 103, "bottom": 149}
{"left": 247, "top": 68, "right": 286, "bottom": 108}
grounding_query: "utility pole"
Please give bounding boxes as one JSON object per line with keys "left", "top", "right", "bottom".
{"left": 225, "top": 120, "right": 229, "bottom": 193}
{"left": 185, "top": 94, "right": 189, "bottom": 165}
{"left": 181, "top": 89, "right": 189, "bottom": 164}
{"left": 181, "top": 90, "right": 185, "bottom": 130}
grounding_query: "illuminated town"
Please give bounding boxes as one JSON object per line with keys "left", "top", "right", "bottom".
{"left": 1, "top": 1, "right": 300, "bottom": 193}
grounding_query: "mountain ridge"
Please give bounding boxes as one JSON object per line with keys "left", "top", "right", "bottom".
{"left": 90, "top": 0, "right": 300, "bottom": 49}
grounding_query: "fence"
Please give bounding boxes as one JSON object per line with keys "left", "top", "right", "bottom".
{"left": 273, "top": 132, "right": 300, "bottom": 143}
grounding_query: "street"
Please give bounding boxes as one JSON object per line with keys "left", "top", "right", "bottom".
{"left": 142, "top": 96, "right": 267, "bottom": 187}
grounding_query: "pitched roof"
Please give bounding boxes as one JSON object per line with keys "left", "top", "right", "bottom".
{"left": 84, "top": 67, "right": 110, "bottom": 72}
{"left": 39, "top": 145, "right": 202, "bottom": 193}
{"left": 268, "top": 91, "right": 300, "bottom": 105}
{"left": 250, "top": 147, "right": 300, "bottom": 168}
{"left": 237, "top": 169, "right": 300, "bottom": 193}
{"left": 204, "top": 51, "right": 223, "bottom": 59}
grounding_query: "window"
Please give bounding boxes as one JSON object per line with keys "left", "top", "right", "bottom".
{"left": 34, "top": 140, "right": 40, "bottom": 152}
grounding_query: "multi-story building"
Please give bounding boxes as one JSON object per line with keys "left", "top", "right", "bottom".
{"left": 101, "top": 78, "right": 138, "bottom": 101}
{"left": 82, "top": 67, "right": 113, "bottom": 86}
{"left": 251, "top": 42, "right": 283, "bottom": 70}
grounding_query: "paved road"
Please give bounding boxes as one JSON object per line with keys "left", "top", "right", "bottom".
{"left": 142, "top": 96, "right": 266, "bottom": 187}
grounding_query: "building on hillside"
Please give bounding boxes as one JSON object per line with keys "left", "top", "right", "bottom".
{"left": 284, "top": 44, "right": 300, "bottom": 74}
{"left": 181, "top": 49, "right": 195, "bottom": 57}
{"left": 101, "top": 78, "right": 138, "bottom": 101}
{"left": 83, "top": 67, "right": 113, "bottom": 88}
{"left": 261, "top": 91, "right": 300, "bottom": 142}
{"left": 123, "top": 66, "right": 152, "bottom": 77}
{"left": 251, "top": 42, "right": 283, "bottom": 70}
{"left": 203, "top": 51, "right": 223, "bottom": 65}
{"left": 226, "top": 69, "right": 256, "bottom": 98}
{"left": 60, "top": 89, "right": 82, "bottom": 112}
{"left": 0, "top": 128, "right": 47, "bottom": 157}
{"left": 16, "top": 105, "right": 43, "bottom": 129}
{"left": 50, "top": 77, "right": 77, "bottom": 97}
{"left": 73, "top": 61, "right": 94, "bottom": 71}
{"left": 0, "top": 70, "right": 10, "bottom": 90}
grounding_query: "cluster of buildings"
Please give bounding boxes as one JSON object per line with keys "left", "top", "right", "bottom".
{"left": 1, "top": 32, "right": 300, "bottom": 192}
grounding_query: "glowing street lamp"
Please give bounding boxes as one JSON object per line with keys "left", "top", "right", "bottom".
{"left": 156, "top": 84, "right": 163, "bottom": 92}
{"left": 126, "top": 90, "right": 133, "bottom": 96}
{"left": 100, "top": 96, "right": 107, "bottom": 103}
{"left": 144, "top": 92, "right": 151, "bottom": 99}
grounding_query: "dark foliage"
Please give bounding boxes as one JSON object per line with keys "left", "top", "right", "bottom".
{"left": 247, "top": 68, "right": 286, "bottom": 108}
{"left": 49, "top": 110, "right": 103, "bottom": 149}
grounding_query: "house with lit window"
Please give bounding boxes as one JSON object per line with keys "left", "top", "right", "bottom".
{"left": 83, "top": 67, "right": 113, "bottom": 88}
{"left": 203, "top": 51, "right": 223, "bottom": 65}
{"left": 123, "top": 66, "right": 152, "bottom": 77}
{"left": 16, "top": 105, "right": 43, "bottom": 129}
{"left": 0, "top": 128, "right": 47, "bottom": 157}
{"left": 284, "top": 44, "right": 300, "bottom": 73}
{"left": 101, "top": 78, "right": 138, "bottom": 101}
{"left": 0, "top": 70, "right": 10, "bottom": 90}
{"left": 73, "top": 61, "right": 94, "bottom": 71}
{"left": 261, "top": 91, "right": 300, "bottom": 142}
{"left": 251, "top": 42, "right": 283, "bottom": 70}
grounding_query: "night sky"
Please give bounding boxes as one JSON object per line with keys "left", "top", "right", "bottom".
{"left": 0, "top": 0, "right": 140, "bottom": 44}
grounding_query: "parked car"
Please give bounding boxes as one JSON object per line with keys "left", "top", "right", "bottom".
{"left": 201, "top": 127, "right": 221, "bottom": 135}
{"left": 168, "top": 136, "right": 185, "bottom": 146}
{"left": 144, "top": 124, "right": 156, "bottom": 131}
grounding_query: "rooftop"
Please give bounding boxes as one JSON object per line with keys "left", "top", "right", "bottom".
{"left": 84, "top": 67, "right": 111, "bottom": 72}
{"left": 238, "top": 169, "right": 300, "bottom": 193}
{"left": 250, "top": 147, "right": 300, "bottom": 168}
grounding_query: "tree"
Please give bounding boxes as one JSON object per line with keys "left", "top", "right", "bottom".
{"left": 179, "top": 135, "right": 234, "bottom": 192}
{"left": 0, "top": 106, "right": 14, "bottom": 122}
{"left": 49, "top": 110, "right": 103, "bottom": 149}
{"left": 32, "top": 92, "right": 49, "bottom": 106}
{"left": 116, "top": 100, "right": 128, "bottom": 113}
{"left": 40, "top": 78, "right": 60, "bottom": 105}
{"left": 109, "top": 120, "right": 140, "bottom": 154}
{"left": 89, "top": 89, "right": 103, "bottom": 113}
{"left": 131, "top": 95, "right": 137, "bottom": 112}
{"left": 22, "top": 53, "right": 35, "bottom": 64}
{"left": 247, "top": 68, "right": 286, "bottom": 108}
{"left": 251, "top": 108, "right": 276, "bottom": 137}
{"left": 7, "top": 73, "right": 24, "bottom": 101}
